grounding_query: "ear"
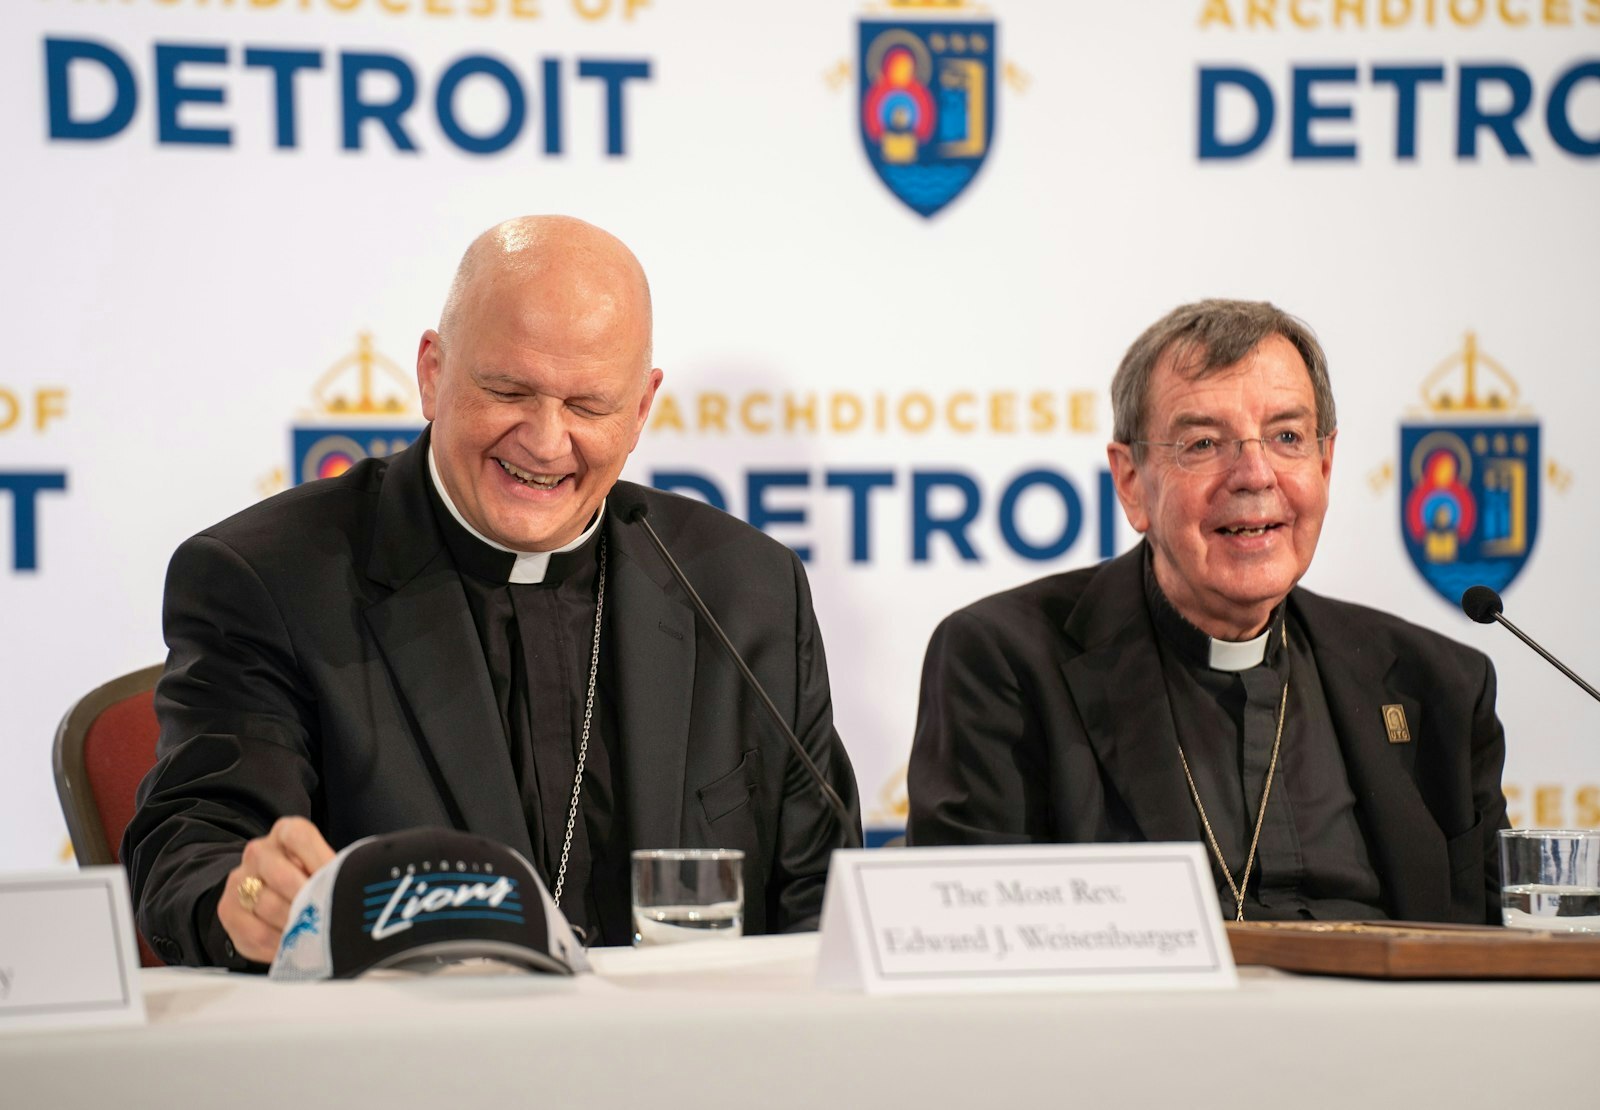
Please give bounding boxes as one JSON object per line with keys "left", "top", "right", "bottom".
{"left": 1319, "top": 429, "right": 1337, "bottom": 483}
{"left": 1106, "top": 441, "right": 1151, "bottom": 535}
{"left": 416, "top": 330, "right": 443, "bottom": 420}
{"left": 628, "top": 367, "right": 664, "bottom": 451}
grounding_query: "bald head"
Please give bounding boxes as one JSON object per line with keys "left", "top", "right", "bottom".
{"left": 417, "top": 215, "right": 664, "bottom": 553}
{"left": 438, "top": 215, "right": 653, "bottom": 376}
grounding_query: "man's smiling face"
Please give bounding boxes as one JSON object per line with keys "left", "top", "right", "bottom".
{"left": 1107, "top": 333, "right": 1335, "bottom": 640}
{"left": 417, "top": 223, "right": 660, "bottom": 553}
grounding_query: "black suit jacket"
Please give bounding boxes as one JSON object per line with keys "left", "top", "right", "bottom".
{"left": 908, "top": 546, "right": 1508, "bottom": 924}
{"left": 124, "top": 436, "right": 860, "bottom": 966}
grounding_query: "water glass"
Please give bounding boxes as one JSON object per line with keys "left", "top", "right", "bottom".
{"left": 1499, "top": 829, "right": 1600, "bottom": 932}
{"left": 631, "top": 849, "right": 744, "bottom": 946}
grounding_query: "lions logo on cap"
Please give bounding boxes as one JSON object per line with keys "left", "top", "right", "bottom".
{"left": 280, "top": 904, "right": 321, "bottom": 952}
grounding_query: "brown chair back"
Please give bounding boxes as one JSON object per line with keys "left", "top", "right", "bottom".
{"left": 53, "top": 664, "right": 166, "bottom": 966}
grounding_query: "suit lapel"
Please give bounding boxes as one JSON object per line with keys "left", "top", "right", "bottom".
{"left": 606, "top": 500, "right": 696, "bottom": 851}
{"left": 361, "top": 432, "right": 533, "bottom": 859}
{"left": 1293, "top": 591, "right": 1445, "bottom": 919}
{"left": 1061, "top": 548, "right": 1201, "bottom": 843}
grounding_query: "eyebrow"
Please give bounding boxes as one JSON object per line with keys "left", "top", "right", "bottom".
{"left": 472, "top": 371, "right": 618, "bottom": 406}
{"left": 566, "top": 393, "right": 620, "bottom": 408}
{"left": 472, "top": 371, "right": 524, "bottom": 389}
{"left": 1167, "top": 405, "right": 1315, "bottom": 433}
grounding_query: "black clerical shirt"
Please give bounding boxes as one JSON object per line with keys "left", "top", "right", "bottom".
{"left": 424, "top": 478, "right": 632, "bottom": 945}
{"left": 1144, "top": 557, "right": 1387, "bottom": 920}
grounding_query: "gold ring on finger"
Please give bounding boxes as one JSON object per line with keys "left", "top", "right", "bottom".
{"left": 238, "top": 875, "right": 265, "bottom": 913}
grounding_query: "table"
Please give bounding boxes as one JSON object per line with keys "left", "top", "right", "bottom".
{"left": 6, "top": 934, "right": 1597, "bottom": 1108}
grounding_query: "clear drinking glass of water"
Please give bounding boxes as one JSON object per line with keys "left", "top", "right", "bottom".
{"left": 631, "top": 849, "right": 744, "bottom": 946}
{"left": 1499, "top": 829, "right": 1600, "bottom": 932}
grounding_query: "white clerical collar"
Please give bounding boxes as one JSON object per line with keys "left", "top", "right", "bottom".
{"left": 428, "top": 446, "right": 604, "bottom": 584}
{"left": 1207, "top": 628, "right": 1271, "bottom": 672}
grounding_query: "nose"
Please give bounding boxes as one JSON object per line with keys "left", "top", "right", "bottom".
{"left": 518, "top": 398, "right": 572, "bottom": 462}
{"left": 1226, "top": 437, "right": 1277, "bottom": 490}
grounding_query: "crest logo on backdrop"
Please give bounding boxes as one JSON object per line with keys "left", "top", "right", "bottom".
{"left": 1399, "top": 333, "right": 1540, "bottom": 606}
{"left": 857, "top": 2, "right": 997, "bottom": 218}
{"left": 292, "top": 333, "right": 423, "bottom": 486}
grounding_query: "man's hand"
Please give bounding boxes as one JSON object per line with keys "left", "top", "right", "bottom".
{"left": 218, "top": 817, "right": 336, "bottom": 964}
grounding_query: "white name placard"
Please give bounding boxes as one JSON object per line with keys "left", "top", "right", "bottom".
{"left": 0, "top": 867, "right": 146, "bottom": 1034}
{"left": 816, "top": 844, "right": 1236, "bottom": 994}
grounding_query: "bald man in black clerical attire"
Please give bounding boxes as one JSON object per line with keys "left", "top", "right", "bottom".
{"left": 125, "top": 216, "right": 860, "bottom": 967}
{"left": 909, "top": 299, "right": 1507, "bottom": 925}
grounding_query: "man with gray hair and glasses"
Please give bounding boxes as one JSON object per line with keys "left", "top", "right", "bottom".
{"left": 908, "top": 298, "right": 1507, "bottom": 924}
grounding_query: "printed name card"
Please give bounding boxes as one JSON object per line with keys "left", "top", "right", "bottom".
{"left": 0, "top": 867, "right": 146, "bottom": 1034}
{"left": 816, "top": 844, "right": 1236, "bottom": 994}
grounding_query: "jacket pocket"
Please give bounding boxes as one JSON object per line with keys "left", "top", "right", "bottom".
{"left": 698, "top": 748, "right": 762, "bottom": 824}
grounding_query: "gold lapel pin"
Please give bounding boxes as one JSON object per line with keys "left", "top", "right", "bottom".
{"left": 1382, "top": 704, "right": 1412, "bottom": 744}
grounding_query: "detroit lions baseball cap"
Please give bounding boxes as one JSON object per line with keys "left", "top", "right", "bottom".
{"left": 269, "top": 827, "right": 588, "bottom": 981}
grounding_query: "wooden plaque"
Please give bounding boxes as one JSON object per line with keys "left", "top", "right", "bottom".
{"left": 1225, "top": 920, "right": 1600, "bottom": 980}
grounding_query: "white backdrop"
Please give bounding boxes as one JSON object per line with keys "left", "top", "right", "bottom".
{"left": 4, "top": 0, "right": 1598, "bottom": 868}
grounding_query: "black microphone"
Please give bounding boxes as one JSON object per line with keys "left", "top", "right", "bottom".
{"left": 1461, "top": 585, "right": 1600, "bottom": 705}
{"left": 615, "top": 493, "right": 861, "bottom": 847}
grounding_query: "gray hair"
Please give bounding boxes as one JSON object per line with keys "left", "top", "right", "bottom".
{"left": 1111, "top": 299, "right": 1335, "bottom": 458}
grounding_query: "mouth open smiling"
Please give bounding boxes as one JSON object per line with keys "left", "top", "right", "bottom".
{"left": 1217, "top": 522, "right": 1284, "bottom": 538}
{"left": 497, "top": 458, "right": 569, "bottom": 491}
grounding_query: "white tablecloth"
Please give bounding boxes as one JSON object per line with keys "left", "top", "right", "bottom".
{"left": 6, "top": 934, "right": 1596, "bottom": 1108}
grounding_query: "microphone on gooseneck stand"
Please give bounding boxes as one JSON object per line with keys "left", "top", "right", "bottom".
{"left": 1461, "top": 585, "right": 1600, "bottom": 706}
{"left": 616, "top": 493, "right": 862, "bottom": 848}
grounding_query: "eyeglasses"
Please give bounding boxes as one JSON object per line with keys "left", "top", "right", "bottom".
{"left": 1132, "top": 431, "right": 1335, "bottom": 475}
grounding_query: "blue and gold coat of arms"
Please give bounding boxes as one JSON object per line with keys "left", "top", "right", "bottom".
{"left": 292, "top": 333, "right": 421, "bottom": 485}
{"left": 1399, "top": 333, "right": 1540, "bottom": 605}
{"left": 858, "top": 6, "right": 996, "bottom": 218}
